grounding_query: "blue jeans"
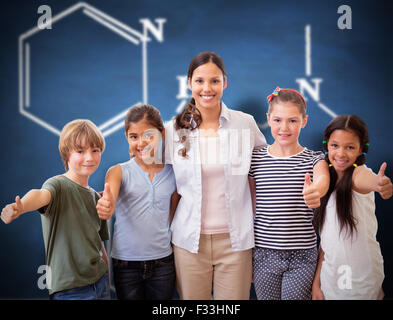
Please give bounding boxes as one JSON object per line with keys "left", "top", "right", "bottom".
{"left": 113, "top": 253, "right": 176, "bottom": 300}
{"left": 50, "top": 273, "right": 110, "bottom": 300}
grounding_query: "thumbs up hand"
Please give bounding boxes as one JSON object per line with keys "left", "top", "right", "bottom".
{"left": 303, "top": 173, "right": 321, "bottom": 209}
{"left": 376, "top": 162, "right": 392, "bottom": 200}
{"left": 96, "top": 183, "right": 115, "bottom": 220}
{"left": 1, "top": 196, "right": 24, "bottom": 224}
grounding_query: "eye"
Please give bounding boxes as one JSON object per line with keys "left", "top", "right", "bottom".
{"left": 273, "top": 119, "right": 280, "bottom": 123}
{"left": 195, "top": 79, "right": 203, "bottom": 84}
{"left": 290, "top": 119, "right": 298, "bottom": 123}
{"left": 330, "top": 143, "right": 338, "bottom": 148}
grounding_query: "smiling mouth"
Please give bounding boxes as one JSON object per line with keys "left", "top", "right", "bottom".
{"left": 200, "top": 95, "right": 215, "bottom": 101}
{"left": 333, "top": 159, "right": 349, "bottom": 167}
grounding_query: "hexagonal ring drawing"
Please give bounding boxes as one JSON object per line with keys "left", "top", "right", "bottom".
{"left": 18, "top": 1, "right": 150, "bottom": 137}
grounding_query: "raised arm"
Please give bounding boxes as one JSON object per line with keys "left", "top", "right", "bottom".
{"left": 96, "top": 164, "right": 122, "bottom": 220}
{"left": 303, "top": 160, "right": 330, "bottom": 209}
{"left": 353, "top": 162, "right": 392, "bottom": 199}
{"left": 1, "top": 189, "right": 51, "bottom": 224}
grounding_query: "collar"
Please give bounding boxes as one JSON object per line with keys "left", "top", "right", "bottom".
{"left": 219, "top": 101, "right": 231, "bottom": 123}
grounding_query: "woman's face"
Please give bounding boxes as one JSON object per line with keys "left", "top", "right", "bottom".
{"left": 188, "top": 62, "right": 227, "bottom": 112}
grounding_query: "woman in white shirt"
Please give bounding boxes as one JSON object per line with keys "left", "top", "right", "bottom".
{"left": 165, "top": 51, "right": 266, "bottom": 299}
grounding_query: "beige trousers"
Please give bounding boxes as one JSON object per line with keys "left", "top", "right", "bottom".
{"left": 173, "top": 233, "right": 252, "bottom": 300}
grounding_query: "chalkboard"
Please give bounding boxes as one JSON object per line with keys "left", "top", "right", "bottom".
{"left": 0, "top": 0, "right": 392, "bottom": 299}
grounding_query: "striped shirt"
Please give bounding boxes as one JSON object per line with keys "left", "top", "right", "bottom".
{"left": 249, "top": 146, "right": 325, "bottom": 250}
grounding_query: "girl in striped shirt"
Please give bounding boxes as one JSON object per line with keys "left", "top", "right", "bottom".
{"left": 249, "top": 87, "right": 330, "bottom": 300}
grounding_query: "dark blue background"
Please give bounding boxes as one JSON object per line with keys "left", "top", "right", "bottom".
{"left": 0, "top": 0, "right": 392, "bottom": 299}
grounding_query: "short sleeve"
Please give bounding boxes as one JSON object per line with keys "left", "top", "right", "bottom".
{"left": 38, "top": 176, "right": 61, "bottom": 216}
{"left": 312, "top": 151, "right": 326, "bottom": 167}
{"left": 248, "top": 148, "right": 259, "bottom": 178}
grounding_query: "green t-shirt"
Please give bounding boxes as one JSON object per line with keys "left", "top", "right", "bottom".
{"left": 39, "top": 175, "right": 109, "bottom": 294}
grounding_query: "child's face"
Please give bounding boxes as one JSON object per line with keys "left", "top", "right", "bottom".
{"left": 126, "top": 120, "right": 163, "bottom": 165}
{"left": 67, "top": 142, "right": 102, "bottom": 178}
{"left": 188, "top": 62, "right": 227, "bottom": 112}
{"left": 327, "top": 129, "right": 362, "bottom": 178}
{"left": 267, "top": 101, "right": 307, "bottom": 147}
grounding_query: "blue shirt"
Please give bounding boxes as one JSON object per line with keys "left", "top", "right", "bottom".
{"left": 111, "top": 159, "right": 176, "bottom": 261}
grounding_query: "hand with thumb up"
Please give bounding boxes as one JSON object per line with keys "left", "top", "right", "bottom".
{"left": 376, "top": 162, "right": 392, "bottom": 200}
{"left": 303, "top": 173, "right": 321, "bottom": 209}
{"left": 1, "top": 196, "right": 24, "bottom": 224}
{"left": 96, "top": 183, "right": 115, "bottom": 220}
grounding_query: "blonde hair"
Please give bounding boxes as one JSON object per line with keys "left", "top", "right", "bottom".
{"left": 59, "top": 119, "right": 105, "bottom": 171}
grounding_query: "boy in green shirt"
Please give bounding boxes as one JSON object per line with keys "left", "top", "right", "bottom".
{"left": 1, "top": 119, "right": 110, "bottom": 299}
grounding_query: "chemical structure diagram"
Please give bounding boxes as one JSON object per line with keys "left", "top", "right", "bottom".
{"left": 175, "top": 24, "right": 338, "bottom": 129}
{"left": 19, "top": 3, "right": 335, "bottom": 136}
{"left": 18, "top": 1, "right": 166, "bottom": 137}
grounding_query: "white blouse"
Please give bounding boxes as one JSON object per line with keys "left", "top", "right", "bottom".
{"left": 165, "top": 102, "right": 267, "bottom": 253}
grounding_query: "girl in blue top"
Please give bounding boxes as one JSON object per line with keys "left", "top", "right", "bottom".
{"left": 96, "top": 104, "right": 179, "bottom": 300}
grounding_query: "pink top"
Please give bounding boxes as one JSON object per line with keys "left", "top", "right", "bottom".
{"left": 199, "top": 136, "right": 229, "bottom": 234}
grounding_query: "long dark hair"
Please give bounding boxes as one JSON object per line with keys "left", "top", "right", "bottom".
{"left": 314, "top": 115, "right": 369, "bottom": 238}
{"left": 174, "top": 51, "right": 226, "bottom": 157}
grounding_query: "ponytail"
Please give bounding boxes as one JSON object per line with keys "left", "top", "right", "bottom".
{"left": 174, "top": 98, "right": 201, "bottom": 158}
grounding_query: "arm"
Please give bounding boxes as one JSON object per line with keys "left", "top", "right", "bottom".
{"left": 169, "top": 191, "right": 181, "bottom": 224}
{"left": 96, "top": 165, "right": 122, "bottom": 220}
{"left": 248, "top": 176, "right": 256, "bottom": 217}
{"left": 1, "top": 189, "right": 51, "bottom": 224}
{"left": 353, "top": 162, "right": 392, "bottom": 199}
{"left": 312, "top": 247, "right": 325, "bottom": 300}
{"left": 303, "top": 160, "right": 330, "bottom": 209}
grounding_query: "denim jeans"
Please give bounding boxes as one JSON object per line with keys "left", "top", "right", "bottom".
{"left": 113, "top": 253, "right": 176, "bottom": 300}
{"left": 50, "top": 273, "right": 110, "bottom": 300}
